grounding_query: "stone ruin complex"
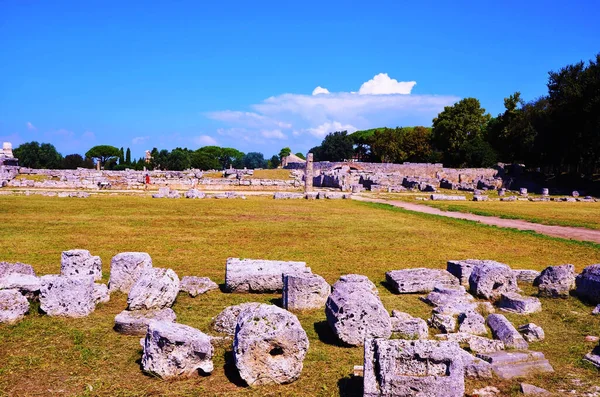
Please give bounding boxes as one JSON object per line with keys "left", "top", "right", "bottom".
{"left": 3, "top": 249, "right": 600, "bottom": 395}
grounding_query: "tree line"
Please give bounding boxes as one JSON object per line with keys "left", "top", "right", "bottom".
{"left": 309, "top": 53, "right": 600, "bottom": 178}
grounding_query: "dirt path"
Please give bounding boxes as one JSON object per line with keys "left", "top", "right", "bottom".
{"left": 353, "top": 195, "right": 600, "bottom": 244}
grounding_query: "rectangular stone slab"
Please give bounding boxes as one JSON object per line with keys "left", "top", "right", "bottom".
{"left": 225, "top": 258, "right": 311, "bottom": 293}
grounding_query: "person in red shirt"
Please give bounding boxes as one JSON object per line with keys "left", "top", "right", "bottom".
{"left": 145, "top": 174, "right": 150, "bottom": 189}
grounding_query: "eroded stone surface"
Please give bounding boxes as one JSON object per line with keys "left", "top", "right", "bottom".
{"left": 498, "top": 292, "right": 542, "bottom": 314}
{"left": 520, "top": 383, "right": 550, "bottom": 395}
{"left": 141, "top": 321, "right": 213, "bottom": 378}
{"left": 476, "top": 350, "right": 553, "bottom": 379}
{"left": 458, "top": 310, "right": 487, "bottom": 335}
{"left": 447, "top": 260, "right": 498, "bottom": 287}
{"left": 518, "top": 323, "right": 545, "bottom": 342}
{"left": 0, "top": 289, "right": 29, "bottom": 323}
{"left": 363, "top": 339, "right": 465, "bottom": 397}
{"left": 108, "top": 252, "right": 153, "bottom": 293}
{"left": 469, "top": 261, "right": 518, "bottom": 300}
{"left": 212, "top": 302, "right": 262, "bottom": 335}
{"left": 39, "top": 275, "right": 96, "bottom": 317}
{"left": 0, "top": 262, "right": 36, "bottom": 278}
{"left": 185, "top": 189, "right": 205, "bottom": 199}
{"left": 513, "top": 269, "right": 541, "bottom": 283}
{"left": 93, "top": 283, "right": 110, "bottom": 304}
{"left": 390, "top": 311, "right": 429, "bottom": 339}
{"left": 127, "top": 268, "right": 180, "bottom": 310}
{"left": 282, "top": 273, "right": 330, "bottom": 311}
{"left": 180, "top": 276, "right": 218, "bottom": 297}
{"left": 436, "top": 333, "right": 505, "bottom": 354}
{"left": 386, "top": 268, "right": 459, "bottom": 294}
{"left": 576, "top": 264, "right": 600, "bottom": 304}
{"left": 60, "top": 249, "right": 102, "bottom": 281}
{"left": 486, "top": 314, "right": 528, "bottom": 349}
{"left": 536, "top": 264, "right": 575, "bottom": 298}
{"left": 225, "top": 258, "right": 311, "bottom": 293}
{"left": 325, "top": 274, "right": 391, "bottom": 346}
{"left": 429, "top": 313, "right": 457, "bottom": 334}
{"left": 114, "top": 308, "right": 177, "bottom": 335}
{"left": 234, "top": 304, "right": 308, "bottom": 386}
{"left": 0, "top": 273, "right": 41, "bottom": 299}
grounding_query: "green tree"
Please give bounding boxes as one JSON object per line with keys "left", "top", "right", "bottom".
{"left": 401, "top": 126, "right": 434, "bottom": 162}
{"left": 432, "top": 98, "right": 491, "bottom": 166}
{"left": 294, "top": 152, "right": 306, "bottom": 160}
{"left": 13, "top": 141, "right": 63, "bottom": 169}
{"left": 219, "top": 148, "right": 245, "bottom": 169}
{"left": 85, "top": 145, "right": 120, "bottom": 168}
{"left": 62, "top": 154, "right": 86, "bottom": 169}
{"left": 191, "top": 146, "right": 222, "bottom": 170}
{"left": 369, "top": 128, "right": 403, "bottom": 163}
{"left": 269, "top": 155, "right": 280, "bottom": 168}
{"left": 243, "top": 152, "right": 267, "bottom": 169}
{"left": 278, "top": 147, "right": 291, "bottom": 161}
{"left": 118, "top": 147, "right": 125, "bottom": 164}
{"left": 125, "top": 148, "right": 131, "bottom": 164}
{"left": 166, "top": 148, "right": 191, "bottom": 170}
{"left": 308, "top": 146, "right": 323, "bottom": 161}
{"left": 318, "top": 131, "right": 354, "bottom": 161}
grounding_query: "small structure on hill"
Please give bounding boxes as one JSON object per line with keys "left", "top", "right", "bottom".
{"left": 282, "top": 153, "right": 306, "bottom": 169}
{"left": 0, "top": 142, "right": 18, "bottom": 166}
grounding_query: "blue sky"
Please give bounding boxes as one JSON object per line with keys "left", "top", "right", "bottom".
{"left": 1, "top": 1, "right": 599, "bottom": 159}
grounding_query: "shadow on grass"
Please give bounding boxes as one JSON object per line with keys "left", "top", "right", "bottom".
{"left": 338, "top": 375, "right": 363, "bottom": 397}
{"left": 269, "top": 297, "right": 283, "bottom": 307}
{"left": 379, "top": 280, "right": 397, "bottom": 294}
{"left": 218, "top": 283, "right": 229, "bottom": 293}
{"left": 313, "top": 320, "right": 353, "bottom": 347}
{"left": 223, "top": 350, "right": 247, "bottom": 387}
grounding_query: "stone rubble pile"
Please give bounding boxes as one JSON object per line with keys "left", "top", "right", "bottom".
{"left": 225, "top": 258, "right": 311, "bottom": 293}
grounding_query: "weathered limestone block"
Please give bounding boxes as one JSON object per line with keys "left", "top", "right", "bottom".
{"left": 0, "top": 261, "right": 36, "bottom": 277}
{"left": 436, "top": 333, "right": 505, "bottom": 354}
{"left": 273, "top": 192, "right": 304, "bottom": 199}
{"left": 108, "top": 252, "right": 153, "bottom": 293}
{"left": 212, "top": 302, "right": 262, "bottom": 335}
{"left": 114, "top": 308, "right": 177, "bottom": 335}
{"left": 93, "top": 283, "right": 110, "bottom": 304}
{"left": 458, "top": 311, "right": 487, "bottom": 335}
{"left": 428, "top": 313, "right": 457, "bottom": 333}
{"left": 498, "top": 292, "right": 541, "bottom": 314}
{"left": 60, "top": 249, "right": 102, "bottom": 281}
{"left": 486, "top": 314, "right": 528, "bottom": 349}
{"left": 520, "top": 383, "right": 550, "bottom": 396}
{"left": 0, "top": 273, "right": 41, "bottom": 299}
{"left": 363, "top": 339, "right": 465, "bottom": 397}
{"left": 518, "top": 323, "right": 545, "bottom": 342}
{"left": 325, "top": 275, "right": 391, "bottom": 346}
{"left": 460, "top": 351, "right": 493, "bottom": 379}
{"left": 584, "top": 344, "right": 600, "bottom": 369}
{"left": 180, "top": 276, "right": 218, "bottom": 297}
{"left": 225, "top": 258, "right": 311, "bottom": 293}
{"left": 476, "top": 350, "right": 553, "bottom": 379}
{"left": 390, "top": 310, "right": 429, "bottom": 339}
{"left": 234, "top": 304, "right": 309, "bottom": 386}
{"left": 469, "top": 261, "right": 518, "bottom": 300}
{"left": 422, "top": 285, "right": 474, "bottom": 307}
{"left": 576, "top": 264, "right": 600, "bottom": 304}
{"left": 184, "top": 189, "right": 205, "bottom": 199}
{"left": 430, "top": 194, "right": 467, "bottom": 201}
{"left": 305, "top": 192, "right": 318, "bottom": 199}
{"left": 513, "top": 269, "right": 541, "bottom": 283}
{"left": 447, "top": 260, "right": 481, "bottom": 286}
{"left": 536, "top": 264, "right": 575, "bottom": 298}
{"left": 141, "top": 321, "right": 214, "bottom": 378}
{"left": 0, "top": 289, "right": 29, "bottom": 323}
{"left": 39, "top": 275, "right": 96, "bottom": 317}
{"left": 473, "top": 195, "right": 488, "bottom": 201}
{"left": 386, "top": 268, "right": 459, "bottom": 294}
{"left": 127, "top": 268, "right": 180, "bottom": 310}
{"left": 282, "top": 273, "right": 330, "bottom": 311}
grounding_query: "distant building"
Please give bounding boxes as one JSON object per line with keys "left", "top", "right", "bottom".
{"left": 145, "top": 150, "right": 152, "bottom": 163}
{"left": 281, "top": 153, "right": 306, "bottom": 169}
{"left": 0, "top": 142, "right": 18, "bottom": 166}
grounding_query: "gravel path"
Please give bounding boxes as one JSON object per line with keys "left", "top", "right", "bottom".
{"left": 353, "top": 195, "right": 600, "bottom": 244}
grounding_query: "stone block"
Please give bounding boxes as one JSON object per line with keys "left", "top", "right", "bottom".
{"left": 282, "top": 273, "right": 330, "bottom": 311}
{"left": 476, "top": 350, "right": 553, "bottom": 379}
{"left": 114, "top": 308, "right": 177, "bottom": 335}
{"left": 60, "top": 249, "right": 102, "bottom": 281}
{"left": 225, "top": 258, "right": 311, "bottom": 293}
{"left": 39, "top": 275, "right": 96, "bottom": 318}
{"left": 180, "top": 276, "right": 218, "bottom": 297}
{"left": 212, "top": 302, "right": 261, "bottom": 335}
{"left": 469, "top": 261, "right": 518, "bottom": 300}
{"left": 513, "top": 269, "right": 541, "bottom": 283}
{"left": 536, "top": 264, "right": 575, "bottom": 298}
{"left": 0, "top": 289, "right": 29, "bottom": 323}
{"left": 498, "top": 292, "right": 542, "bottom": 314}
{"left": 390, "top": 311, "right": 429, "bottom": 339}
{"left": 108, "top": 252, "right": 153, "bottom": 293}
{"left": 576, "top": 264, "right": 600, "bottom": 303}
{"left": 127, "top": 268, "right": 180, "bottom": 310}
{"left": 386, "top": 268, "right": 459, "bottom": 294}
{"left": 518, "top": 323, "right": 545, "bottom": 343}
{"left": 486, "top": 314, "right": 528, "bottom": 349}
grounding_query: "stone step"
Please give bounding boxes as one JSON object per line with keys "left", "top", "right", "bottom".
{"left": 476, "top": 350, "right": 545, "bottom": 364}
{"left": 475, "top": 350, "right": 554, "bottom": 379}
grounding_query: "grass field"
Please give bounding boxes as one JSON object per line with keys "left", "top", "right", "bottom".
{"left": 1, "top": 196, "right": 600, "bottom": 396}
{"left": 371, "top": 192, "right": 600, "bottom": 230}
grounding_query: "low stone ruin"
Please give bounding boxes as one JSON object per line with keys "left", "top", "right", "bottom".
{"left": 535, "top": 264, "right": 575, "bottom": 298}
{"left": 108, "top": 252, "right": 153, "bottom": 293}
{"left": 39, "top": 275, "right": 97, "bottom": 317}
{"left": 273, "top": 192, "right": 305, "bottom": 199}
{"left": 476, "top": 350, "right": 554, "bottom": 379}
{"left": 60, "top": 249, "right": 102, "bottom": 281}
{"left": 436, "top": 333, "right": 504, "bottom": 354}
{"left": 127, "top": 268, "right": 180, "bottom": 311}
{"left": 390, "top": 310, "right": 429, "bottom": 339}
{"left": 469, "top": 261, "right": 518, "bottom": 300}
{"left": 224, "top": 258, "right": 311, "bottom": 293}
{"left": 184, "top": 189, "right": 205, "bottom": 199}
{"left": 486, "top": 314, "right": 529, "bottom": 349}
{"left": 141, "top": 321, "right": 214, "bottom": 378}
{"left": 575, "top": 264, "right": 600, "bottom": 303}
{"left": 325, "top": 274, "right": 391, "bottom": 346}
{"left": 282, "top": 273, "right": 330, "bottom": 311}
{"left": 114, "top": 308, "right": 177, "bottom": 335}
{"left": 211, "top": 302, "right": 261, "bottom": 335}
{"left": 0, "top": 289, "right": 29, "bottom": 323}
{"left": 363, "top": 339, "right": 465, "bottom": 397}
{"left": 233, "top": 304, "right": 309, "bottom": 386}
{"left": 497, "top": 292, "right": 542, "bottom": 314}
{"left": 385, "top": 268, "right": 459, "bottom": 293}
{"left": 179, "top": 276, "right": 218, "bottom": 297}
{"left": 447, "top": 259, "right": 504, "bottom": 287}
{"left": 430, "top": 194, "right": 467, "bottom": 201}
{"left": 152, "top": 187, "right": 180, "bottom": 199}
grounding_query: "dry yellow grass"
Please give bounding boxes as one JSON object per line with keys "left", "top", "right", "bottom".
{"left": 0, "top": 196, "right": 599, "bottom": 396}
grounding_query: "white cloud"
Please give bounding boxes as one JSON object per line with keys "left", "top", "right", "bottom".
{"left": 312, "top": 86, "right": 330, "bottom": 95}
{"left": 305, "top": 121, "right": 357, "bottom": 138}
{"left": 193, "top": 135, "right": 218, "bottom": 146}
{"left": 131, "top": 136, "right": 149, "bottom": 145}
{"left": 26, "top": 122, "right": 37, "bottom": 131}
{"left": 358, "top": 73, "right": 416, "bottom": 95}
{"left": 261, "top": 129, "right": 287, "bottom": 139}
